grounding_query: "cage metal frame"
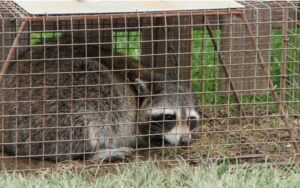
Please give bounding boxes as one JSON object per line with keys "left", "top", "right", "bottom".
{"left": 0, "top": 1, "right": 300, "bottom": 170}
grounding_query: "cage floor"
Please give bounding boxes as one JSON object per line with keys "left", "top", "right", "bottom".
{"left": 1, "top": 107, "right": 299, "bottom": 171}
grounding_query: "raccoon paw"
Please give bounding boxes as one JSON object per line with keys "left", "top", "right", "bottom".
{"left": 93, "top": 147, "right": 134, "bottom": 162}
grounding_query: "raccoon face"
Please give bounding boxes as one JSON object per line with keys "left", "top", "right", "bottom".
{"left": 148, "top": 108, "right": 200, "bottom": 146}
{"left": 134, "top": 78, "right": 201, "bottom": 146}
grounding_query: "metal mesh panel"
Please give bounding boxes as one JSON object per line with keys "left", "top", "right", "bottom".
{"left": 0, "top": 1, "right": 299, "bottom": 171}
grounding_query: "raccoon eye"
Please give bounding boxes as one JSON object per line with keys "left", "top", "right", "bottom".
{"left": 149, "top": 114, "right": 176, "bottom": 133}
{"left": 164, "top": 114, "right": 176, "bottom": 121}
{"left": 150, "top": 114, "right": 176, "bottom": 121}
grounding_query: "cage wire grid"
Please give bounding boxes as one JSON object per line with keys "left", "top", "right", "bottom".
{"left": 0, "top": 1, "right": 299, "bottom": 171}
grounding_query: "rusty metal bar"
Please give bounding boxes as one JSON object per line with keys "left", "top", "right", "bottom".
{"left": 206, "top": 18, "right": 248, "bottom": 118}
{"left": 238, "top": 12, "right": 300, "bottom": 155}
{"left": 0, "top": 19, "right": 28, "bottom": 83}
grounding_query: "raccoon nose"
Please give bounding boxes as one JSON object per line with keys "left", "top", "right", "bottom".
{"left": 179, "top": 136, "right": 190, "bottom": 146}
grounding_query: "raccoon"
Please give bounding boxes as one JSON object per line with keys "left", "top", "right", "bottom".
{"left": 0, "top": 34, "right": 201, "bottom": 162}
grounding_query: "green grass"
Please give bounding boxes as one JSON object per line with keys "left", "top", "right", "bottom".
{"left": 1, "top": 161, "right": 300, "bottom": 188}
{"left": 192, "top": 29, "right": 222, "bottom": 105}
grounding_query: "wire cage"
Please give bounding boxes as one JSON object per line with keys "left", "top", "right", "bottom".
{"left": 0, "top": 1, "right": 299, "bottom": 171}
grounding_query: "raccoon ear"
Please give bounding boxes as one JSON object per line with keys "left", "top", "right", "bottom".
{"left": 134, "top": 78, "right": 150, "bottom": 96}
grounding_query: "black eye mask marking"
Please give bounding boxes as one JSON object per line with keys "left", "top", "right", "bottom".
{"left": 188, "top": 116, "right": 198, "bottom": 130}
{"left": 150, "top": 114, "right": 176, "bottom": 134}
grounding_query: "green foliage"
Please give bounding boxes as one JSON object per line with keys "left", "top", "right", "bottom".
{"left": 192, "top": 29, "right": 221, "bottom": 105}
{"left": 270, "top": 30, "right": 283, "bottom": 86}
{"left": 191, "top": 28, "right": 300, "bottom": 107}
{"left": 113, "top": 31, "right": 140, "bottom": 60}
{"left": 30, "top": 32, "right": 62, "bottom": 45}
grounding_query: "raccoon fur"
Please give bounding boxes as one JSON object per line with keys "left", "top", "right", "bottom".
{"left": 0, "top": 34, "right": 201, "bottom": 162}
